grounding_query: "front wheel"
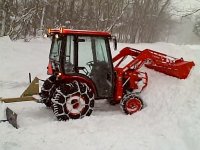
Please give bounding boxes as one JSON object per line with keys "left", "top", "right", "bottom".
{"left": 51, "top": 80, "right": 95, "bottom": 121}
{"left": 120, "top": 94, "right": 143, "bottom": 115}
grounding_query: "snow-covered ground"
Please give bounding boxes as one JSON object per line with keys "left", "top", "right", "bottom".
{"left": 0, "top": 36, "right": 200, "bottom": 150}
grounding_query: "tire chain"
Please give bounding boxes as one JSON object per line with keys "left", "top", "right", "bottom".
{"left": 120, "top": 93, "right": 143, "bottom": 114}
{"left": 52, "top": 80, "right": 94, "bottom": 120}
{"left": 40, "top": 76, "right": 57, "bottom": 107}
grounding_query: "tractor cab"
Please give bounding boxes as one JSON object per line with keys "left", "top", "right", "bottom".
{"left": 47, "top": 28, "right": 115, "bottom": 98}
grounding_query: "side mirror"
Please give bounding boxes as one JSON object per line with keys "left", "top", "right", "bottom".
{"left": 112, "top": 36, "right": 117, "bottom": 50}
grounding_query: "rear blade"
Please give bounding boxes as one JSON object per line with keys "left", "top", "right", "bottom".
{"left": 6, "top": 107, "right": 18, "bottom": 129}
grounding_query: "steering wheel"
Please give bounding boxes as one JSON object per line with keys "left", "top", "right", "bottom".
{"left": 86, "top": 61, "right": 94, "bottom": 70}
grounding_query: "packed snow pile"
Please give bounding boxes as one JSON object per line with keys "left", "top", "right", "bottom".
{"left": 0, "top": 37, "right": 200, "bottom": 150}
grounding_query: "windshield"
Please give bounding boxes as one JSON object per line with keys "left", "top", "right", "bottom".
{"left": 49, "top": 37, "right": 62, "bottom": 61}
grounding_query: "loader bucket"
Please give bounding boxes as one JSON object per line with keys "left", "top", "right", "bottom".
{"left": 145, "top": 58, "right": 195, "bottom": 79}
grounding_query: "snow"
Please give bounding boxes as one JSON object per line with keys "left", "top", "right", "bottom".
{"left": 0, "top": 36, "right": 200, "bottom": 150}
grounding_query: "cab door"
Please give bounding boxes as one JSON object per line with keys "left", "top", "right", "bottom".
{"left": 77, "top": 36, "right": 114, "bottom": 98}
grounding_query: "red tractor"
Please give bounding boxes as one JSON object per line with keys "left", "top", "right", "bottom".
{"left": 40, "top": 28, "right": 195, "bottom": 121}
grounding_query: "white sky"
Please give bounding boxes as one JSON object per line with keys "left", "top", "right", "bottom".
{"left": 173, "top": 0, "right": 199, "bottom": 10}
{"left": 170, "top": 0, "right": 200, "bottom": 17}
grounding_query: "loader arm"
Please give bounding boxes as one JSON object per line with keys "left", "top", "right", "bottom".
{"left": 113, "top": 47, "right": 195, "bottom": 79}
{"left": 112, "top": 47, "right": 195, "bottom": 102}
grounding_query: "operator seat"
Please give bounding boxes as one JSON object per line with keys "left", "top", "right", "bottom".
{"left": 90, "top": 61, "right": 111, "bottom": 97}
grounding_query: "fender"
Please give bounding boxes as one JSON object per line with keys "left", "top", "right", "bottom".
{"left": 59, "top": 73, "right": 98, "bottom": 97}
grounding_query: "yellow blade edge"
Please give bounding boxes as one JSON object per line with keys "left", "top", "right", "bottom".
{"left": 0, "top": 96, "right": 37, "bottom": 103}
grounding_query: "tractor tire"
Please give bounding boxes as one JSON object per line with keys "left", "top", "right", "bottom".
{"left": 120, "top": 94, "right": 143, "bottom": 115}
{"left": 51, "top": 80, "right": 95, "bottom": 121}
{"left": 40, "top": 75, "right": 57, "bottom": 107}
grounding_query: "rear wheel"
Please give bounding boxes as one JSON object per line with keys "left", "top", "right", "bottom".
{"left": 120, "top": 94, "right": 143, "bottom": 115}
{"left": 52, "top": 80, "right": 95, "bottom": 121}
{"left": 40, "top": 75, "right": 57, "bottom": 107}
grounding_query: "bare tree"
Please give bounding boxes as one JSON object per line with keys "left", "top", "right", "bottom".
{"left": 0, "top": 0, "right": 174, "bottom": 43}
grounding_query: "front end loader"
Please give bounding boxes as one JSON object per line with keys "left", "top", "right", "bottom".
{"left": 0, "top": 28, "right": 195, "bottom": 128}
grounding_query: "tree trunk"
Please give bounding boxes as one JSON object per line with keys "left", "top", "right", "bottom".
{"left": 40, "top": 6, "right": 46, "bottom": 30}
{"left": 0, "top": 10, "right": 6, "bottom": 36}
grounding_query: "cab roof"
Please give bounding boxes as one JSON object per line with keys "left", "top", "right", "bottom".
{"left": 48, "top": 28, "right": 111, "bottom": 37}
